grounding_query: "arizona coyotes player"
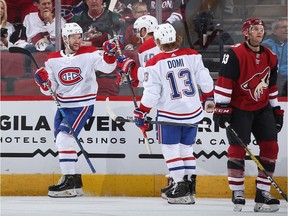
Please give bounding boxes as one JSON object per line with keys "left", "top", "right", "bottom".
{"left": 213, "top": 18, "right": 284, "bottom": 212}
{"left": 118, "top": 23, "right": 215, "bottom": 204}
{"left": 34, "top": 23, "right": 117, "bottom": 198}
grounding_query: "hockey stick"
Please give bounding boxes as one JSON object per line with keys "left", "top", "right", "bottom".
{"left": 108, "top": 3, "right": 152, "bottom": 154}
{"left": 9, "top": 46, "right": 96, "bottom": 173}
{"left": 181, "top": 0, "right": 193, "bottom": 48}
{"left": 106, "top": 97, "right": 210, "bottom": 128}
{"left": 225, "top": 122, "right": 288, "bottom": 202}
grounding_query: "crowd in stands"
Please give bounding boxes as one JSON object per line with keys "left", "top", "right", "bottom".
{"left": 1, "top": 0, "right": 287, "bottom": 97}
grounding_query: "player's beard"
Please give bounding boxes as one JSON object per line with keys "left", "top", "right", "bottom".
{"left": 70, "top": 43, "right": 81, "bottom": 52}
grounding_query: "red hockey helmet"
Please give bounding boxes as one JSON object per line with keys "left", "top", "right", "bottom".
{"left": 242, "top": 18, "right": 266, "bottom": 35}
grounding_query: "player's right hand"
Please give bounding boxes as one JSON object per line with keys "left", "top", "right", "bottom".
{"left": 35, "top": 67, "right": 49, "bottom": 85}
{"left": 213, "top": 103, "right": 232, "bottom": 128}
{"left": 116, "top": 56, "right": 135, "bottom": 74}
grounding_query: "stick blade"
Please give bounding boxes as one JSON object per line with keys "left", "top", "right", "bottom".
{"left": 9, "top": 46, "right": 31, "bottom": 56}
{"left": 105, "top": 97, "right": 117, "bottom": 121}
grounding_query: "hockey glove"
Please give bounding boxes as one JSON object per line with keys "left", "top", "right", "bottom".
{"left": 35, "top": 67, "right": 51, "bottom": 91}
{"left": 273, "top": 106, "right": 284, "bottom": 133}
{"left": 102, "top": 40, "right": 116, "bottom": 56}
{"left": 133, "top": 108, "right": 153, "bottom": 132}
{"left": 35, "top": 67, "right": 48, "bottom": 85}
{"left": 117, "top": 56, "right": 135, "bottom": 74}
{"left": 213, "top": 103, "right": 232, "bottom": 128}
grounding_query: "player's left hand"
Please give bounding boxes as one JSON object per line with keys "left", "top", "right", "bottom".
{"left": 133, "top": 108, "right": 153, "bottom": 132}
{"left": 102, "top": 40, "right": 116, "bottom": 55}
{"left": 273, "top": 106, "right": 284, "bottom": 133}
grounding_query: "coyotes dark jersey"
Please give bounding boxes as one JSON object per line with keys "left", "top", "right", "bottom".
{"left": 214, "top": 42, "right": 278, "bottom": 111}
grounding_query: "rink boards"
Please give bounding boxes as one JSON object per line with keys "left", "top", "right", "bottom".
{"left": 0, "top": 97, "right": 287, "bottom": 198}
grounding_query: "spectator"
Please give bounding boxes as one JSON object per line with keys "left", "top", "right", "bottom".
{"left": 72, "top": 0, "right": 121, "bottom": 48}
{"left": 22, "top": 0, "right": 66, "bottom": 52}
{"left": 262, "top": 17, "right": 287, "bottom": 97}
{"left": 123, "top": 1, "right": 149, "bottom": 50}
{"left": 0, "top": 0, "right": 15, "bottom": 49}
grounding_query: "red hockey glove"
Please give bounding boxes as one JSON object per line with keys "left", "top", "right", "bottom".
{"left": 35, "top": 67, "right": 48, "bottom": 85}
{"left": 34, "top": 67, "right": 51, "bottom": 91}
{"left": 213, "top": 103, "right": 232, "bottom": 128}
{"left": 133, "top": 109, "right": 153, "bottom": 132}
{"left": 116, "top": 56, "right": 135, "bottom": 74}
{"left": 102, "top": 40, "right": 116, "bottom": 56}
{"left": 273, "top": 106, "right": 284, "bottom": 133}
{"left": 134, "top": 108, "right": 147, "bottom": 128}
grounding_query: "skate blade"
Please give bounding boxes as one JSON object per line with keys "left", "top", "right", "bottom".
{"left": 48, "top": 189, "right": 77, "bottom": 198}
{"left": 254, "top": 203, "right": 279, "bottom": 213}
{"left": 233, "top": 204, "right": 244, "bottom": 212}
{"left": 161, "top": 193, "right": 168, "bottom": 200}
{"left": 168, "top": 195, "right": 194, "bottom": 204}
{"left": 75, "top": 188, "right": 84, "bottom": 197}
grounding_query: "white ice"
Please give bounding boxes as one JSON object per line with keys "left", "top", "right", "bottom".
{"left": 1, "top": 196, "right": 287, "bottom": 216}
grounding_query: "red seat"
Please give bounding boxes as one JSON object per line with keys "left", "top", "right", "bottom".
{"left": 13, "top": 78, "right": 43, "bottom": 96}
{"left": 0, "top": 51, "right": 25, "bottom": 78}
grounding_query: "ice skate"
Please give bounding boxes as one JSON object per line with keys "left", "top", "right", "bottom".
{"left": 74, "top": 174, "right": 84, "bottom": 196}
{"left": 161, "top": 176, "right": 174, "bottom": 200}
{"left": 183, "top": 175, "right": 196, "bottom": 204}
{"left": 166, "top": 181, "right": 193, "bottom": 204}
{"left": 48, "top": 175, "right": 77, "bottom": 198}
{"left": 254, "top": 188, "right": 280, "bottom": 212}
{"left": 232, "top": 190, "right": 245, "bottom": 212}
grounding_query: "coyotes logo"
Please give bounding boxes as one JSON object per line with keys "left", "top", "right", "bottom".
{"left": 241, "top": 67, "right": 270, "bottom": 101}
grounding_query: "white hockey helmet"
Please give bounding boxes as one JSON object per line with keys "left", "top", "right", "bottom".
{"left": 154, "top": 23, "right": 176, "bottom": 45}
{"left": 62, "top": 22, "right": 83, "bottom": 38}
{"left": 133, "top": 15, "right": 158, "bottom": 38}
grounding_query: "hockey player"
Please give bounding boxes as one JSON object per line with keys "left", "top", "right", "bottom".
{"left": 119, "top": 14, "right": 198, "bottom": 199}
{"left": 117, "top": 23, "right": 215, "bottom": 204}
{"left": 213, "top": 18, "right": 284, "bottom": 212}
{"left": 34, "top": 23, "right": 117, "bottom": 198}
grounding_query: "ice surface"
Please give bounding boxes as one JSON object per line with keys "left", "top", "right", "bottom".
{"left": 1, "top": 196, "right": 287, "bottom": 216}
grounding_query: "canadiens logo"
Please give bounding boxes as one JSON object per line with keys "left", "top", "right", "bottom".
{"left": 59, "top": 67, "right": 83, "bottom": 85}
{"left": 241, "top": 67, "right": 270, "bottom": 101}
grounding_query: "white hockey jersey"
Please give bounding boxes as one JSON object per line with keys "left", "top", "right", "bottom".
{"left": 136, "top": 37, "right": 161, "bottom": 87}
{"left": 139, "top": 48, "right": 214, "bottom": 124}
{"left": 42, "top": 46, "right": 116, "bottom": 108}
